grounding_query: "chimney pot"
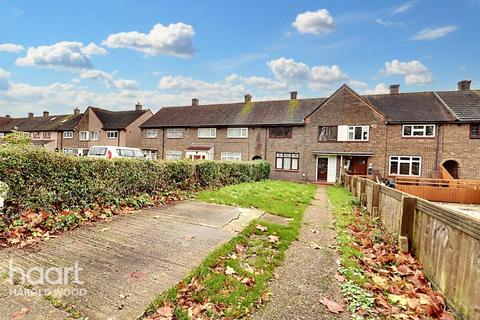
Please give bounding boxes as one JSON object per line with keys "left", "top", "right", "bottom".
{"left": 135, "top": 102, "right": 142, "bottom": 111}
{"left": 389, "top": 84, "right": 400, "bottom": 95}
{"left": 74, "top": 107, "right": 80, "bottom": 115}
{"left": 244, "top": 94, "right": 252, "bottom": 103}
{"left": 28, "top": 112, "right": 34, "bottom": 118}
{"left": 5, "top": 115, "right": 10, "bottom": 118}
{"left": 458, "top": 80, "right": 471, "bottom": 91}
{"left": 43, "top": 111, "right": 49, "bottom": 117}
{"left": 290, "top": 91, "right": 298, "bottom": 100}
{"left": 192, "top": 98, "right": 199, "bottom": 107}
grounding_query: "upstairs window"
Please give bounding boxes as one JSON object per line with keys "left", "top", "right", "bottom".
{"left": 348, "top": 126, "right": 369, "bottom": 141}
{"left": 402, "top": 125, "right": 435, "bottom": 137}
{"left": 32, "top": 132, "right": 41, "bottom": 139}
{"left": 275, "top": 152, "right": 299, "bottom": 170}
{"left": 166, "top": 128, "right": 183, "bottom": 139}
{"left": 43, "top": 131, "right": 51, "bottom": 139}
{"left": 269, "top": 127, "right": 292, "bottom": 138}
{"left": 63, "top": 131, "right": 74, "bottom": 139}
{"left": 227, "top": 128, "right": 248, "bottom": 138}
{"left": 90, "top": 131, "right": 99, "bottom": 141}
{"left": 146, "top": 129, "right": 158, "bottom": 139}
{"left": 79, "top": 131, "right": 89, "bottom": 141}
{"left": 198, "top": 128, "right": 216, "bottom": 138}
{"left": 106, "top": 131, "right": 118, "bottom": 139}
{"left": 318, "top": 126, "right": 338, "bottom": 142}
{"left": 470, "top": 124, "right": 480, "bottom": 139}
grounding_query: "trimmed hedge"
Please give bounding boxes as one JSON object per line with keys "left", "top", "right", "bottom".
{"left": 0, "top": 146, "right": 270, "bottom": 216}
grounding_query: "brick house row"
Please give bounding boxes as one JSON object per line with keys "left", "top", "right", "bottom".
{"left": 0, "top": 104, "right": 152, "bottom": 155}
{"left": 139, "top": 80, "right": 480, "bottom": 182}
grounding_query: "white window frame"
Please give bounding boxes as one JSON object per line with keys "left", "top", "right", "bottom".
{"left": 90, "top": 131, "right": 99, "bottom": 141}
{"left": 63, "top": 131, "right": 74, "bottom": 139}
{"left": 142, "top": 149, "right": 158, "bottom": 160}
{"left": 198, "top": 128, "right": 216, "bottom": 138}
{"left": 166, "top": 128, "right": 183, "bottom": 139}
{"left": 221, "top": 152, "right": 242, "bottom": 161}
{"left": 165, "top": 151, "right": 182, "bottom": 160}
{"left": 347, "top": 126, "right": 369, "bottom": 141}
{"left": 63, "top": 147, "right": 73, "bottom": 155}
{"left": 227, "top": 128, "right": 248, "bottom": 138}
{"left": 402, "top": 124, "right": 435, "bottom": 138}
{"left": 106, "top": 130, "right": 118, "bottom": 139}
{"left": 79, "top": 131, "right": 89, "bottom": 141}
{"left": 146, "top": 129, "right": 158, "bottom": 139}
{"left": 275, "top": 152, "right": 300, "bottom": 171}
{"left": 43, "top": 131, "right": 52, "bottom": 139}
{"left": 388, "top": 156, "right": 422, "bottom": 176}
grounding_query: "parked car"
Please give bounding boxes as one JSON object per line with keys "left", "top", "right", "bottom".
{"left": 87, "top": 146, "right": 146, "bottom": 159}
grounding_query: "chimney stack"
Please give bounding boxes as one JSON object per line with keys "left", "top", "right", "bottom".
{"left": 290, "top": 91, "right": 298, "bottom": 100}
{"left": 458, "top": 80, "right": 471, "bottom": 91}
{"left": 192, "top": 98, "right": 199, "bottom": 107}
{"left": 135, "top": 102, "right": 142, "bottom": 111}
{"left": 43, "top": 111, "right": 49, "bottom": 117}
{"left": 74, "top": 107, "right": 80, "bottom": 115}
{"left": 28, "top": 112, "right": 34, "bottom": 118}
{"left": 389, "top": 84, "right": 400, "bottom": 95}
{"left": 5, "top": 115, "right": 10, "bottom": 118}
{"left": 244, "top": 93, "right": 252, "bottom": 103}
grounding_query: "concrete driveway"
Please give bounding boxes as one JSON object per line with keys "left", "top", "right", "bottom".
{"left": 0, "top": 201, "right": 263, "bottom": 320}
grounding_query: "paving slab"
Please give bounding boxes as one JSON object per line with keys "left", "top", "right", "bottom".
{"left": 0, "top": 200, "right": 263, "bottom": 320}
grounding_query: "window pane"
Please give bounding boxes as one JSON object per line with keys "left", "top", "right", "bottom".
{"left": 270, "top": 127, "right": 292, "bottom": 138}
{"left": 471, "top": 125, "right": 479, "bottom": 137}
{"left": 390, "top": 161, "right": 398, "bottom": 175}
{"left": 399, "top": 163, "right": 410, "bottom": 175}
{"left": 426, "top": 125, "right": 434, "bottom": 136}
{"left": 403, "top": 126, "right": 412, "bottom": 136}
{"left": 284, "top": 157, "right": 291, "bottom": 170}
{"left": 411, "top": 162, "right": 420, "bottom": 175}
{"left": 291, "top": 158, "right": 299, "bottom": 170}
{"left": 276, "top": 158, "right": 282, "bottom": 169}
{"left": 354, "top": 127, "right": 362, "bottom": 140}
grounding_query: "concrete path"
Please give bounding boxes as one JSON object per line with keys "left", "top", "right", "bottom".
{"left": 0, "top": 201, "right": 263, "bottom": 320}
{"left": 249, "top": 186, "right": 349, "bottom": 320}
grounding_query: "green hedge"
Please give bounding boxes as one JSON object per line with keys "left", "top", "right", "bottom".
{"left": 0, "top": 146, "right": 270, "bottom": 216}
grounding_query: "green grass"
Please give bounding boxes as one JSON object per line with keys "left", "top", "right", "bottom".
{"left": 144, "top": 180, "right": 316, "bottom": 319}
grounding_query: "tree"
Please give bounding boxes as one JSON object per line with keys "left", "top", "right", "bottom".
{"left": 2, "top": 130, "right": 32, "bottom": 145}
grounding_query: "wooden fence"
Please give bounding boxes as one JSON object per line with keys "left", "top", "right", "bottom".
{"left": 396, "top": 177, "right": 480, "bottom": 204}
{"left": 343, "top": 174, "right": 480, "bottom": 320}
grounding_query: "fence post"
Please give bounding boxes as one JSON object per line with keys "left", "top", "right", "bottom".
{"left": 351, "top": 176, "right": 357, "bottom": 195}
{"left": 359, "top": 178, "right": 367, "bottom": 204}
{"left": 399, "top": 196, "right": 416, "bottom": 252}
{"left": 371, "top": 184, "right": 380, "bottom": 217}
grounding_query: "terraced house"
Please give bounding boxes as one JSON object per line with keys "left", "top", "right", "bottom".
{"left": 58, "top": 104, "right": 152, "bottom": 156}
{"left": 140, "top": 80, "right": 480, "bottom": 182}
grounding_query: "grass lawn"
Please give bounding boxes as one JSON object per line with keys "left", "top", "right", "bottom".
{"left": 144, "top": 180, "right": 316, "bottom": 319}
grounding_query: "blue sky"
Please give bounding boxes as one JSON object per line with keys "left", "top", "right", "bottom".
{"left": 0, "top": 0, "right": 478, "bottom": 116}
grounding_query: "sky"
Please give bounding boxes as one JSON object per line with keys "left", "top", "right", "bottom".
{"left": 0, "top": 0, "right": 479, "bottom": 116}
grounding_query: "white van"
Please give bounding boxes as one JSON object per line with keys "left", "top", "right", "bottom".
{"left": 87, "top": 146, "right": 145, "bottom": 159}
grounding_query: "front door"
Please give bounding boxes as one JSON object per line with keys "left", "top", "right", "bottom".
{"left": 317, "top": 158, "right": 328, "bottom": 181}
{"left": 350, "top": 157, "right": 367, "bottom": 175}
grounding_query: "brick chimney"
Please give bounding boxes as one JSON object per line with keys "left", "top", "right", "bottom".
{"left": 290, "top": 91, "right": 298, "bottom": 100}
{"left": 458, "top": 80, "right": 471, "bottom": 91}
{"left": 28, "top": 112, "right": 34, "bottom": 118}
{"left": 43, "top": 111, "right": 49, "bottom": 117}
{"left": 74, "top": 107, "right": 80, "bottom": 115}
{"left": 5, "top": 115, "right": 10, "bottom": 118}
{"left": 389, "top": 84, "right": 400, "bottom": 95}
{"left": 245, "top": 94, "right": 252, "bottom": 103}
{"left": 192, "top": 98, "right": 199, "bottom": 107}
{"left": 135, "top": 102, "right": 142, "bottom": 110}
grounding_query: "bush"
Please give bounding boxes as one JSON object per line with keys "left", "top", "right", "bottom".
{"left": 0, "top": 146, "right": 270, "bottom": 217}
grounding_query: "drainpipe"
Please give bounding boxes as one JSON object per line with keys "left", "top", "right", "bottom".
{"left": 161, "top": 128, "right": 165, "bottom": 159}
{"left": 384, "top": 124, "right": 389, "bottom": 178}
{"left": 434, "top": 124, "right": 442, "bottom": 173}
{"left": 264, "top": 127, "right": 268, "bottom": 160}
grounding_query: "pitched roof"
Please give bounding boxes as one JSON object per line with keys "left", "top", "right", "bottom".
{"left": 362, "top": 92, "right": 457, "bottom": 123}
{"left": 91, "top": 107, "right": 150, "bottom": 130}
{"left": 0, "top": 114, "right": 77, "bottom": 132}
{"left": 140, "top": 98, "right": 326, "bottom": 128}
{"left": 435, "top": 90, "right": 480, "bottom": 121}
{"left": 56, "top": 114, "right": 84, "bottom": 131}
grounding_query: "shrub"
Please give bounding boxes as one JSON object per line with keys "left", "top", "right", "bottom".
{"left": 0, "top": 146, "right": 270, "bottom": 217}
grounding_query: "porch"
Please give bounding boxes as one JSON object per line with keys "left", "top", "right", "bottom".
{"left": 312, "top": 151, "right": 374, "bottom": 183}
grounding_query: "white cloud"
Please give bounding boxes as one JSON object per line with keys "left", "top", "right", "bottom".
{"left": 375, "top": 19, "right": 405, "bottom": 27}
{"left": 267, "top": 58, "right": 310, "bottom": 81}
{"left": 383, "top": 59, "right": 433, "bottom": 85}
{"left": 311, "top": 65, "right": 347, "bottom": 83}
{"left": 411, "top": 25, "right": 458, "bottom": 41}
{"left": 79, "top": 69, "right": 138, "bottom": 90}
{"left": 15, "top": 41, "right": 107, "bottom": 70}
{"left": 292, "top": 9, "right": 335, "bottom": 35}
{"left": 0, "top": 43, "right": 25, "bottom": 53}
{"left": 391, "top": 1, "right": 414, "bottom": 14}
{"left": 349, "top": 80, "right": 389, "bottom": 94}
{"left": 102, "top": 22, "right": 196, "bottom": 58}
{"left": 226, "top": 74, "right": 287, "bottom": 91}
{"left": 0, "top": 68, "right": 10, "bottom": 91}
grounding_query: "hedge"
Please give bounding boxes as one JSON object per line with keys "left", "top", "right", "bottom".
{"left": 0, "top": 146, "right": 270, "bottom": 217}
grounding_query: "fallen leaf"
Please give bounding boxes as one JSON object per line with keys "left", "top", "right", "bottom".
{"left": 11, "top": 308, "right": 30, "bottom": 320}
{"left": 319, "top": 297, "right": 344, "bottom": 314}
{"left": 155, "top": 305, "right": 173, "bottom": 319}
{"left": 440, "top": 312, "right": 455, "bottom": 320}
{"left": 128, "top": 271, "right": 148, "bottom": 281}
{"left": 256, "top": 224, "right": 268, "bottom": 232}
{"left": 100, "top": 227, "right": 110, "bottom": 232}
{"left": 334, "top": 274, "right": 345, "bottom": 282}
{"left": 310, "top": 241, "right": 321, "bottom": 249}
{"left": 268, "top": 235, "right": 279, "bottom": 243}
{"left": 225, "top": 266, "right": 236, "bottom": 275}
{"left": 235, "top": 244, "right": 246, "bottom": 254}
